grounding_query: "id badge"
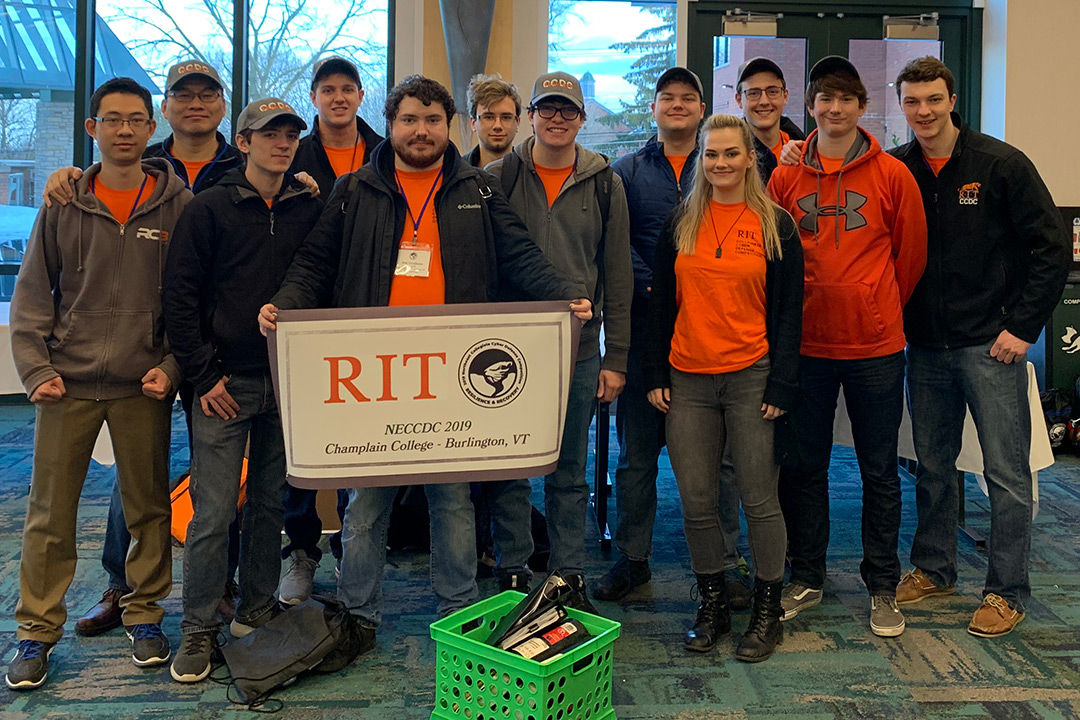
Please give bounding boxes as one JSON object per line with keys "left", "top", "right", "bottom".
{"left": 395, "top": 242, "right": 433, "bottom": 277}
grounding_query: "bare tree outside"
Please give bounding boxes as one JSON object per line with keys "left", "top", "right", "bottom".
{"left": 0, "top": 99, "right": 36, "bottom": 152}
{"left": 98, "top": 0, "right": 389, "bottom": 135}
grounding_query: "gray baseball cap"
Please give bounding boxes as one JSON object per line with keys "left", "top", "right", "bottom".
{"left": 737, "top": 57, "right": 785, "bottom": 88}
{"left": 530, "top": 71, "right": 585, "bottom": 112}
{"left": 655, "top": 67, "right": 704, "bottom": 98}
{"left": 312, "top": 56, "right": 362, "bottom": 89}
{"left": 165, "top": 60, "right": 224, "bottom": 93}
{"left": 236, "top": 97, "right": 307, "bottom": 132}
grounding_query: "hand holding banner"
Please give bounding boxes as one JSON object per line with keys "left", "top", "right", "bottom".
{"left": 269, "top": 301, "right": 579, "bottom": 488}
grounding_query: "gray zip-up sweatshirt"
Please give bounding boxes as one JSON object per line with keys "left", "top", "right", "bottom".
{"left": 488, "top": 138, "right": 632, "bottom": 373}
{"left": 11, "top": 159, "right": 192, "bottom": 400}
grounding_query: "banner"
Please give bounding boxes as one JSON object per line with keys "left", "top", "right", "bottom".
{"left": 269, "top": 301, "right": 579, "bottom": 488}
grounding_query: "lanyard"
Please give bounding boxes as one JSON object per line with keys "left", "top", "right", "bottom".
{"left": 91, "top": 172, "right": 149, "bottom": 221}
{"left": 396, "top": 167, "right": 444, "bottom": 244}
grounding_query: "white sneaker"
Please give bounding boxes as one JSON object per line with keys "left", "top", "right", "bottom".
{"left": 277, "top": 550, "right": 318, "bottom": 605}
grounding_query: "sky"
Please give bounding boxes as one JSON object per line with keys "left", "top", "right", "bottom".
{"left": 549, "top": 2, "right": 670, "bottom": 112}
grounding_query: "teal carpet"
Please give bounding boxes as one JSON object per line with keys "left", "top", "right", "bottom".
{"left": 1, "top": 401, "right": 1078, "bottom": 719}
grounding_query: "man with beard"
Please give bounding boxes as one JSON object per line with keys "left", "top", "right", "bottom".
{"left": 465, "top": 73, "right": 522, "bottom": 168}
{"left": 257, "top": 75, "right": 592, "bottom": 653}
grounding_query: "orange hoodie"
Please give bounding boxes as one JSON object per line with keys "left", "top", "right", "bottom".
{"left": 767, "top": 128, "right": 926, "bottom": 360}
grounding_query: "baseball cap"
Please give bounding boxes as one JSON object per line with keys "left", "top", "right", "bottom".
{"left": 530, "top": 72, "right": 585, "bottom": 112}
{"left": 165, "top": 60, "right": 224, "bottom": 93}
{"left": 809, "top": 56, "right": 861, "bottom": 83}
{"left": 236, "top": 97, "right": 308, "bottom": 133}
{"left": 312, "top": 56, "right": 362, "bottom": 89}
{"left": 736, "top": 57, "right": 785, "bottom": 88}
{"left": 655, "top": 67, "right": 704, "bottom": 98}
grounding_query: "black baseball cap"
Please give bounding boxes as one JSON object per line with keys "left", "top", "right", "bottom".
{"left": 655, "top": 67, "right": 704, "bottom": 98}
{"left": 736, "top": 57, "right": 785, "bottom": 88}
{"left": 809, "top": 56, "right": 861, "bottom": 83}
{"left": 311, "top": 56, "right": 362, "bottom": 90}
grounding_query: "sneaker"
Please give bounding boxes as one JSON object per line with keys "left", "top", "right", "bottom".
{"left": 724, "top": 566, "right": 753, "bottom": 612}
{"left": 968, "top": 594, "right": 1024, "bottom": 638}
{"left": 564, "top": 574, "right": 601, "bottom": 616}
{"left": 896, "top": 568, "right": 955, "bottom": 605}
{"left": 780, "top": 583, "right": 822, "bottom": 621}
{"left": 5, "top": 640, "right": 55, "bottom": 690}
{"left": 591, "top": 556, "right": 652, "bottom": 602}
{"left": 125, "top": 623, "right": 171, "bottom": 667}
{"left": 231, "top": 603, "right": 284, "bottom": 638}
{"left": 170, "top": 631, "right": 217, "bottom": 683}
{"left": 869, "top": 595, "right": 906, "bottom": 637}
{"left": 497, "top": 571, "right": 532, "bottom": 593}
{"left": 278, "top": 550, "right": 319, "bottom": 605}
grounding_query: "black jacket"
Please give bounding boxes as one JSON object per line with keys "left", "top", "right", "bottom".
{"left": 270, "top": 138, "right": 581, "bottom": 312}
{"left": 290, "top": 115, "right": 384, "bottom": 200}
{"left": 466, "top": 144, "right": 483, "bottom": 168}
{"left": 611, "top": 136, "right": 699, "bottom": 316}
{"left": 754, "top": 116, "right": 805, "bottom": 186}
{"left": 890, "top": 113, "right": 1070, "bottom": 348}
{"left": 145, "top": 131, "right": 243, "bottom": 194}
{"left": 163, "top": 169, "right": 322, "bottom": 396}
{"left": 644, "top": 206, "right": 804, "bottom": 412}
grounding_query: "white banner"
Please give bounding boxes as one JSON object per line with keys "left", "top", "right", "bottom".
{"left": 269, "top": 301, "right": 579, "bottom": 488}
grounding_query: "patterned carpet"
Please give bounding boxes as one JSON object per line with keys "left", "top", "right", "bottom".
{"left": 0, "top": 400, "right": 1078, "bottom": 719}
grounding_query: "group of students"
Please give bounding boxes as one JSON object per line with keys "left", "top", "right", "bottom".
{"left": 5, "top": 47, "right": 1069, "bottom": 693}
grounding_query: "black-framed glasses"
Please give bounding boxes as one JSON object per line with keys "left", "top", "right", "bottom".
{"left": 530, "top": 105, "right": 581, "bottom": 121}
{"left": 166, "top": 90, "right": 223, "bottom": 104}
{"left": 741, "top": 86, "right": 785, "bottom": 101}
{"left": 92, "top": 116, "right": 150, "bottom": 129}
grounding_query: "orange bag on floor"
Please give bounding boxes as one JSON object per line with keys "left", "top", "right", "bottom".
{"left": 170, "top": 458, "right": 248, "bottom": 545}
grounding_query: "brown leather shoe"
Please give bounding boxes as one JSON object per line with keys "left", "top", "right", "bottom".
{"left": 968, "top": 593, "right": 1024, "bottom": 637}
{"left": 896, "top": 568, "right": 955, "bottom": 605}
{"left": 74, "top": 588, "right": 124, "bottom": 636}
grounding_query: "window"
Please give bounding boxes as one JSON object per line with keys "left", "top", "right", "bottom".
{"left": 248, "top": 0, "right": 389, "bottom": 132}
{"left": 714, "top": 37, "right": 730, "bottom": 69}
{"left": 548, "top": 0, "right": 676, "bottom": 156}
{"left": 849, "top": 38, "right": 943, "bottom": 149}
{"left": 0, "top": 0, "right": 80, "bottom": 299}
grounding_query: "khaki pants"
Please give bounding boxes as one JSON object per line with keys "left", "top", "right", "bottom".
{"left": 16, "top": 394, "right": 172, "bottom": 643}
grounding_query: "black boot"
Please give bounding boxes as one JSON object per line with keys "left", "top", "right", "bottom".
{"left": 684, "top": 572, "right": 730, "bottom": 652}
{"left": 736, "top": 579, "right": 783, "bottom": 663}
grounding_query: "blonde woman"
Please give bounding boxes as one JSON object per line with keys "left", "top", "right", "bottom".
{"left": 644, "top": 114, "right": 803, "bottom": 662}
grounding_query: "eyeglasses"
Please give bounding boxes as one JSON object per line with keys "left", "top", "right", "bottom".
{"left": 741, "top": 86, "right": 785, "bottom": 101}
{"left": 92, "top": 116, "right": 150, "bottom": 129}
{"left": 166, "top": 90, "right": 223, "bottom": 104}
{"left": 477, "top": 112, "right": 518, "bottom": 124}
{"left": 531, "top": 105, "right": 581, "bottom": 121}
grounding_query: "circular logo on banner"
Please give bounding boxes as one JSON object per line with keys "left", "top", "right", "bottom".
{"left": 459, "top": 339, "right": 527, "bottom": 407}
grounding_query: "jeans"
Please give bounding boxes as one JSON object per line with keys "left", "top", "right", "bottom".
{"left": 338, "top": 482, "right": 477, "bottom": 627}
{"left": 665, "top": 360, "right": 786, "bottom": 581}
{"left": 907, "top": 342, "right": 1032, "bottom": 610}
{"left": 482, "top": 478, "right": 534, "bottom": 583}
{"left": 103, "top": 384, "right": 240, "bottom": 593}
{"left": 612, "top": 320, "right": 664, "bottom": 562}
{"left": 181, "top": 371, "right": 287, "bottom": 633}
{"left": 778, "top": 351, "right": 905, "bottom": 595}
{"left": 281, "top": 487, "right": 348, "bottom": 562}
{"left": 544, "top": 353, "right": 600, "bottom": 576}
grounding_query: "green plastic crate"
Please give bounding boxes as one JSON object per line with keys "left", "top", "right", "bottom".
{"left": 430, "top": 591, "right": 621, "bottom": 720}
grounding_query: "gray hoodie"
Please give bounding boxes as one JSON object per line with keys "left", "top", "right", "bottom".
{"left": 488, "top": 138, "right": 632, "bottom": 372}
{"left": 11, "top": 158, "right": 192, "bottom": 400}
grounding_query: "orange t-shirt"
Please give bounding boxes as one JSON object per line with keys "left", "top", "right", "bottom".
{"left": 94, "top": 174, "right": 159, "bottom": 225}
{"left": 924, "top": 154, "right": 949, "bottom": 176}
{"left": 325, "top": 138, "right": 367, "bottom": 178}
{"left": 388, "top": 165, "right": 445, "bottom": 307}
{"left": 769, "top": 130, "right": 792, "bottom": 166}
{"left": 667, "top": 154, "right": 689, "bottom": 184}
{"left": 534, "top": 163, "right": 573, "bottom": 208}
{"left": 181, "top": 159, "right": 209, "bottom": 187}
{"left": 670, "top": 201, "right": 769, "bottom": 374}
{"left": 818, "top": 154, "right": 845, "bottom": 174}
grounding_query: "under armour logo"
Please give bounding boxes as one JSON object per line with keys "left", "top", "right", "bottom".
{"left": 797, "top": 191, "right": 868, "bottom": 233}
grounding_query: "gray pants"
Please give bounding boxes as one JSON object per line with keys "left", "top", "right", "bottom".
{"left": 666, "top": 359, "right": 786, "bottom": 582}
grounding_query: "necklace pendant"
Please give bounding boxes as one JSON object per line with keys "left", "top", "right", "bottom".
{"left": 715, "top": 247, "right": 722, "bottom": 259}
